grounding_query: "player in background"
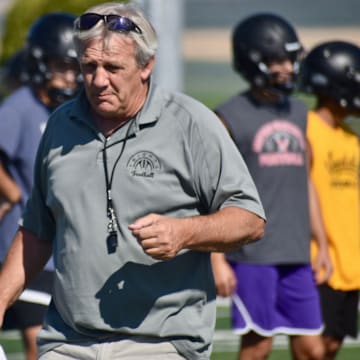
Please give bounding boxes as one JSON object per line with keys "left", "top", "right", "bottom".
{"left": 211, "top": 13, "right": 332, "bottom": 360}
{"left": 300, "top": 40, "right": 360, "bottom": 360}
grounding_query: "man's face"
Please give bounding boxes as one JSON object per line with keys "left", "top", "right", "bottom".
{"left": 79, "top": 34, "right": 153, "bottom": 121}
{"left": 267, "top": 58, "right": 294, "bottom": 85}
{"left": 38, "top": 59, "right": 80, "bottom": 107}
{"left": 47, "top": 59, "right": 80, "bottom": 91}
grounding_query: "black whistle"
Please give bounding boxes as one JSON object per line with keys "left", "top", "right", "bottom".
{"left": 106, "top": 231, "right": 118, "bottom": 254}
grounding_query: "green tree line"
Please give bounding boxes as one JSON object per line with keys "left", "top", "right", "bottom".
{"left": 1, "top": 0, "right": 127, "bottom": 64}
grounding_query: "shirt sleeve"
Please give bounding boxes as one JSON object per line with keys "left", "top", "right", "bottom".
{"left": 19, "top": 121, "right": 56, "bottom": 242}
{"left": 191, "top": 104, "right": 265, "bottom": 219}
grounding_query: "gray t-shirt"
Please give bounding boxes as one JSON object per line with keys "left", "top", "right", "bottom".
{"left": 21, "top": 84, "right": 264, "bottom": 359}
{"left": 216, "top": 91, "right": 310, "bottom": 264}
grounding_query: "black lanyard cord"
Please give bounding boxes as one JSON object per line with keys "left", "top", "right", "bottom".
{"left": 102, "top": 118, "right": 135, "bottom": 217}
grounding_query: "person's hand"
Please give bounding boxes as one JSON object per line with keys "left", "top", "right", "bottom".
{"left": 0, "top": 199, "right": 12, "bottom": 221}
{"left": 129, "top": 214, "right": 186, "bottom": 260}
{"left": 313, "top": 247, "right": 333, "bottom": 284}
{"left": 211, "top": 253, "right": 237, "bottom": 297}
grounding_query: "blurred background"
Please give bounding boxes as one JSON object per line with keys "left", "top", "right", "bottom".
{"left": 1, "top": 0, "right": 360, "bottom": 108}
{"left": 183, "top": 0, "right": 360, "bottom": 108}
{"left": 0, "top": 1, "right": 359, "bottom": 359}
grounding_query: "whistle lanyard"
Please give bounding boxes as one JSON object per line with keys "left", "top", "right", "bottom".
{"left": 102, "top": 119, "right": 135, "bottom": 253}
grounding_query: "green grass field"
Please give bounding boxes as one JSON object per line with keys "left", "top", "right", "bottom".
{"left": 1, "top": 302, "right": 360, "bottom": 360}
{"left": 211, "top": 302, "right": 360, "bottom": 359}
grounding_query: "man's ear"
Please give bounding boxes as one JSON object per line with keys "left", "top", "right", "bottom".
{"left": 140, "top": 56, "right": 155, "bottom": 82}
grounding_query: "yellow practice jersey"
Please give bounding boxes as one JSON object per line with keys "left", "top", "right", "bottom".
{"left": 308, "top": 111, "right": 360, "bottom": 290}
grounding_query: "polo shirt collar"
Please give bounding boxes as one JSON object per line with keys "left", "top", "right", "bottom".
{"left": 135, "top": 80, "right": 164, "bottom": 129}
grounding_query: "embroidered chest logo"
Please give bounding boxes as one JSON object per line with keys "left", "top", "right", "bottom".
{"left": 252, "top": 120, "right": 306, "bottom": 167}
{"left": 127, "top": 151, "right": 161, "bottom": 178}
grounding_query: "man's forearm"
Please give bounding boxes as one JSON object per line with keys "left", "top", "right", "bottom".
{"left": 185, "top": 206, "right": 265, "bottom": 252}
{"left": 0, "top": 162, "right": 21, "bottom": 204}
{"left": 308, "top": 179, "right": 328, "bottom": 249}
{"left": 129, "top": 206, "right": 265, "bottom": 260}
{"left": 0, "top": 198, "right": 13, "bottom": 220}
{"left": 0, "top": 228, "right": 52, "bottom": 318}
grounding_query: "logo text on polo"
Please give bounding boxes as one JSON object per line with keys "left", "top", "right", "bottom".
{"left": 127, "top": 151, "right": 161, "bottom": 178}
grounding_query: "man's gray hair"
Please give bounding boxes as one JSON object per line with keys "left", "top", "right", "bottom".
{"left": 74, "top": 2, "right": 158, "bottom": 68}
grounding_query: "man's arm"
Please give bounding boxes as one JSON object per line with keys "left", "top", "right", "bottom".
{"left": 0, "top": 161, "right": 21, "bottom": 220}
{"left": 129, "top": 206, "right": 265, "bottom": 260}
{"left": 211, "top": 252, "right": 237, "bottom": 297}
{"left": 307, "top": 139, "right": 332, "bottom": 284}
{"left": 308, "top": 178, "right": 333, "bottom": 283}
{"left": 0, "top": 227, "right": 52, "bottom": 326}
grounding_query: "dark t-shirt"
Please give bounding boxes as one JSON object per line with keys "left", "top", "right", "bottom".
{"left": 0, "top": 86, "right": 54, "bottom": 270}
{"left": 216, "top": 91, "right": 310, "bottom": 264}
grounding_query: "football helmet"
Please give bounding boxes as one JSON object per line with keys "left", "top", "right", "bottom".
{"left": 25, "top": 12, "right": 82, "bottom": 106}
{"left": 0, "top": 48, "right": 27, "bottom": 93}
{"left": 300, "top": 40, "right": 360, "bottom": 111}
{"left": 232, "top": 13, "right": 303, "bottom": 95}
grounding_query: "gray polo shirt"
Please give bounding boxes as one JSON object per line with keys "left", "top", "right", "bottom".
{"left": 22, "top": 83, "right": 264, "bottom": 359}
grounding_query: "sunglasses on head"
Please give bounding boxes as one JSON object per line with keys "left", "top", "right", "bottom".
{"left": 76, "top": 13, "right": 142, "bottom": 34}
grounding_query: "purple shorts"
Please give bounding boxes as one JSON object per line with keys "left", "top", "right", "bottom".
{"left": 230, "top": 263, "right": 323, "bottom": 336}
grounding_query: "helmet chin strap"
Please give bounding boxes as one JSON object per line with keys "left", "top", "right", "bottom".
{"left": 272, "top": 81, "right": 295, "bottom": 95}
{"left": 47, "top": 87, "right": 79, "bottom": 109}
{"left": 44, "top": 70, "right": 82, "bottom": 109}
{"left": 253, "top": 77, "right": 295, "bottom": 104}
{"left": 256, "top": 61, "right": 298, "bottom": 100}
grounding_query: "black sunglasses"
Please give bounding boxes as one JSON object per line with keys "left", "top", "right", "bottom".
{"left": 76, "top": 13, "right": 142, "bottom": 34}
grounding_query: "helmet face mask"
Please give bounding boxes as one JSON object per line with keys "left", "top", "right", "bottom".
{"left": 25, "top": 12, "right": 82, "bottom": 108}
{"left": 300, "top": 41, "right": 360, "bottom": 113}
{"left": 232, "top": 13, "right": 303, "bottom": 97}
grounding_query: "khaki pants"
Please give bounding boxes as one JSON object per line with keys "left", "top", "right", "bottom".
{"left": 39, "top": 337, "right": 187, "bottom": 359}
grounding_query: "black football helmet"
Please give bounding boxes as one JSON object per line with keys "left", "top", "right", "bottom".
{"left": 0, "top": 48, "right": 28, "bottom": 93}
{"left": 25, "top": 12, "right": 82, "bottom": 106}
{"left": 299, "top": 41, "right": 360, "bottom": 111}
{"left": 232, "top": 13, "right": 303, "bottom": 95}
